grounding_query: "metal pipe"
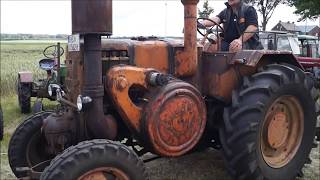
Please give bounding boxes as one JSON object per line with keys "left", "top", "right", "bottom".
{"left": 182, "top": 0, "right": 198, "bottom": 53}
{"left": 82, "top": 34, "right": 115, "bottom": 139}
{"left": 71, "top": 0, "right": 115, "bottom": 139}
{"left": 176, "top": 0, "right": 199, "bottom": 77}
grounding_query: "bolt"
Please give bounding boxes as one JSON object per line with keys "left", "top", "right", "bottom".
{"left": 116, "top": 76, "right": 128, "bottom": 91}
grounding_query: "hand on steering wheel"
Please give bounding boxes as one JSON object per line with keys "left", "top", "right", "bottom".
{"left": 43, "top": 45, "right": 64, "bottom": 59}
{"left": 197, "top": 18, "right": 224, "bottom": 45}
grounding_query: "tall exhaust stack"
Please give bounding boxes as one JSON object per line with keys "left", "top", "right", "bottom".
{"left": 177, "top": 0, "right": 199, "bottom": 77}
{"left": 72, "top": 0, "right": 115, "bottom": 139}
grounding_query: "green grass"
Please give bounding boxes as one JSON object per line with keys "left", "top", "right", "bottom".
{"left": 0, "top": 41, "right": 319, "bottom": 180}
{"left": 0, "top": 41, "right": 66, "bottom": 96}
{"left": 0, "top": 41, "right": 60, "bottom": 179}
{"left": 0, "top": 95, "right": 27, "bottom": 179}
{"left": 0, "top": 95, "right": 57, "bottom": 179}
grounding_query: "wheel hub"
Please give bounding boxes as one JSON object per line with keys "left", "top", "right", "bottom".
{"left": 78, "top": 167, "right": 129, "bottom": 180}
{"left": 261, "top": 96, "right": 304, "bottom": 168}
{"left": 267, "top": 112, "right": 289, "bottom": 149}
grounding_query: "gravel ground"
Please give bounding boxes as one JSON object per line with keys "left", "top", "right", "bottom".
{"left": 146, "top": 146, "right": 320, "bottom": 180}
{"left": 1, "top": 142, "right": 319, "bottom": 180}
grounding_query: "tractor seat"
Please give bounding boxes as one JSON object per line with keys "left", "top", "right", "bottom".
{"left": 39, "top": 58, "right": 55, "bottom": 71}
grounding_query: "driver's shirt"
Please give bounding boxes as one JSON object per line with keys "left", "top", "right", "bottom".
{"left": 221, "top": 12, "right": 239, "bottom": 43}
{"left": 217, "top": 5, "right": 259, "bottom": 46}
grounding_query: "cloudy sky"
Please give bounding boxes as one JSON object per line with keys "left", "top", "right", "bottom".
{"left": 1, "top": 0, "right": 319, "bottom": 37}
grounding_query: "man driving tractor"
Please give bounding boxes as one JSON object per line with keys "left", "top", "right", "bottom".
{"left": 199, "top": 0, "right": 263, "bottom": 52}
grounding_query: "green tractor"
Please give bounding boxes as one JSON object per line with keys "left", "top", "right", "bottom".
{"left": 17, "top": 43, "right": 67, "bottom": 113}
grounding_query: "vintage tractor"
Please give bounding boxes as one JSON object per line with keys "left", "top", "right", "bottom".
{"left": 17, "top": 43, "right": 66, "bottom": 113}
{"left": 298, "top": 34, "right": 320, "bottom": 59}
{"left": 8, "top": 0, "right": 318, "bottom": 179}
{"left": 297, "top": 35, "right": 320, "bottom": 141}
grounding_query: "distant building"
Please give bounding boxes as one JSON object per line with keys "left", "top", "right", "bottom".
{"left": 271, "top": 21, "right": 299, "bottom": 34}
{"left": 296, "top": 25, "right": 320, "bottom": 37}
{"left": 271, "top": 21, "right": 320, "bottom": 37}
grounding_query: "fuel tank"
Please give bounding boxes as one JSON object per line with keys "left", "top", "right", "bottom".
{"left": 99, "top": 37, "right": 202, "bottom": 75}
{"left": 65, "top": 37, "right": 203, "bottom": 103}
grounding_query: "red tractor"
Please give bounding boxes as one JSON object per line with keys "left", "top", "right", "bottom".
{"left": 8, "top": 1, "right": 319, "bottom": 180}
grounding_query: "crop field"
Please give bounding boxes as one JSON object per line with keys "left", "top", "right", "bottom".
{"left": 0, "top": 41, "right": 319, "bottom": 180}
{"left": 0, "top": 41, "right": 66, "bottom": 96}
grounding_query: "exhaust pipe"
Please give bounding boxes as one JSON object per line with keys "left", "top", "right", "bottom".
{"left": 176, "top": 0, "right": 199, "bottom": 77}
{"left": 82, "top": 35, "right": 117, "bottom": 139}
{"left": 72, "top": 0, "right": 116, "bottom": 139}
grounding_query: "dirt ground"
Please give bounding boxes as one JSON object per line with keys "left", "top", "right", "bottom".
{"left": 146, "top": 146, "right": 320, "bottom": 180}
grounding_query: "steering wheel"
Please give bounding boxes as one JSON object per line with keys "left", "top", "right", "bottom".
{"left": 197, "top": 17, "right": 224, "bottom": 45}
{"left": 43, "top": 45, "right": 64, "bottom": 59}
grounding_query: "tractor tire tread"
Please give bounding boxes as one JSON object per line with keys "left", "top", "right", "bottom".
{"left": 41, "top": 139, "right": 148, "bottom": 180}
{"left": 220, "top": 63, "right": 316, "bottom": 180}
{"left": 8, "top": 111, "right": 52, "bottom": 178}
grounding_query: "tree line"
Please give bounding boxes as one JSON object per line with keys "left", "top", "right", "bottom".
{"left": 1, "top": 34, "right": 68, "bottom": 41}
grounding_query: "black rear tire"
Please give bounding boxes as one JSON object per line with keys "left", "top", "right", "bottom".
{"left": 41, "top": 139, "right": 148, "bottom": 180}
{"left": 17, "top": 78, "right": 32, "bottom": 114}
{"left": 219, "top": 64, "right": 316, "bottom": 180}
{"left": 8, "top": 111, "right": 53, "bottom": 178}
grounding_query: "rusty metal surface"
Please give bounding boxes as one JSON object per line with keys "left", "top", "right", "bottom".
{"left": 78, "top": 167, "right": 129, "bottom": 180}
{"left": 106, "top": 66, "right": 155, "bottom": 134}
{"left": 42, "top": 111, "right": 75, "bottom": 155}
{"left": 230, "top": 50, "right": 303, "bottom": 69}
{"left": 100, "top": 38, "right": 205, "bottom": 77}
{"left": 261, "top": 96, "right": 304, "bottom": 168}
{"left": 65, "top": 44, "right": 84, "bottom": 103}
{"left": 82, "top": 34, "right": 116, "bottom": 139}
{"left": 201, "top": 52, "right": 256, "bottom": 101}
{"left": 135, "top": 41, "right": 169, "bottom": 73}
{"left": 175, "top": 0, "right": 199, "bottom": 77}
{"left": 142, "top": 80, "right": 206, "bottom": 157}
{"left": 72, "top": 0, "right": 112, "bottom": 35}
{"left": 101, "top": 39, "right": 131, "bottom": 51}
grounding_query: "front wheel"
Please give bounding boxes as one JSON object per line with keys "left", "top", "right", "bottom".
{"left": 220, "top": 64, "right": 316, "bottom": 180}
{"left": 41, "top": 139, "right": 148, "bottom": 180}
{"left": 8, "top": 111, "right": 53, "bottom": 178}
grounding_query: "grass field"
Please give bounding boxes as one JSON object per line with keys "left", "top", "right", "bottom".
{"left": 0, "top": 41, "right": 67, "bottom": 96}
{"left": 0, "top": 41, "right": 319, "bottom": 180}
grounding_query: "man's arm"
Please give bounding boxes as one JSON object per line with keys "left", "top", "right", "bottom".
{"left": 202, "top": 16, "right": 221, "bottom": 27}
{"left": 230, "top": 6, "right": 259, "bottom": 52}
{"left": 200, "top": 9, "right": 225, "bottom": 27}
{"left": 238, "top": 25, "right": 257, "bottom": 42}
{"left": 229, "top": 25, "right": 257, "bottom": 51}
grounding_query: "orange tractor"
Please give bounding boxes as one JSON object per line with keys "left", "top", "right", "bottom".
{"left": 8, "top": 0, "right": 318, "bottom": 179}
